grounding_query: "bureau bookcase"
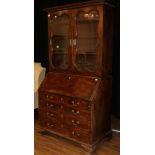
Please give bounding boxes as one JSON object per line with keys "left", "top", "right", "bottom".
{"left": 38, "top": 0, "right": 114, "bottom": 153}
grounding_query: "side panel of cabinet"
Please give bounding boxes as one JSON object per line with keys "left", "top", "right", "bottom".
{"left": 92, "top": 79, "right": 112, "bottom": 143}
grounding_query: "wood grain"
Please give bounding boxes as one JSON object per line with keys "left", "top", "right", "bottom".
{"left": 38, "top": 1, "right": 116, "bottom": 153}
{"left": 34, "top": 118, "right": 119, "bottom": 155}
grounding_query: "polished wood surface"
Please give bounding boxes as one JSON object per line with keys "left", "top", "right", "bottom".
{"left": 46, "top": 2, "right": 114, "bottom": 77}
{"left": 34, "top": 117, "right": 120, "bottom": 155}
{"left": 39, "top": 72, "right": 100, "bottom": 100}
{"left": 38, "top": 1, "right": 115, "bottom": 152}
{"left": 38, "top": 74, "right": 112, "bottom": 151}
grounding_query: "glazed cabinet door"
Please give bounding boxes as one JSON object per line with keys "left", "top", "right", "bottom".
{"left": 48, "top": 11, "right": 73, "bottom": 72}
{"left": 73, "top": 6, "right": 103, "bottom": 76}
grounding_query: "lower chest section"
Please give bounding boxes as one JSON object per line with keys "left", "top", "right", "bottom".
{"left": 39, "top": 92, "right": 92, "bottom": 144}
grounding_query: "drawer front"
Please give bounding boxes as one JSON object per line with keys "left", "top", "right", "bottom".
{"left": 39, "top": 92, "right": 91, "bottom": 111}
{"left": 39, "top": 100, "right": 64, "bottom": 113}
{"left": 56, "top": 96, "right": 91, "bottom": 111}
{"left": 63, "top": 115, "right": 91, "bottom": 131}
{"left": 39, "top": 92, "right": 59, "bottom": 102}
{"left": 67, "top": 99, "right": 91, "bottom": 111}
{"left": 40, "top": 110, "right": 61, "bottom": 122}
{"left": 63, "top": 106, "right": 90, "bottom": 121}
{"left": 41, "top": 118, "right": 90, "bottom": 144}
{"left": 40, "top": 108, "right": 90, "bottom": 131}
{"left": 39, "top": 92, "right": 92, "bottom": 144}
{"left": 69, "top": 128, "right": 90, "bottom": 144}
{"left": 43, "top": 120, "right": 90, "bottom": 143}
{"left": 41, "top": 118, "right": 63, "bottom": 132}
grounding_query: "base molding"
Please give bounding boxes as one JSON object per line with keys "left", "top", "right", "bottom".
{"left": 39, "top": 129, "right": 112, "bottom": 154}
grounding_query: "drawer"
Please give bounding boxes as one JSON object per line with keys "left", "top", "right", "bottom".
{"left": 45, "top": 122, "right": 90, "bottom": 144}
{"left": 40, "top": 109, "right": 91, "bottom": 131}
{"left": 57, "top": 97, "right": 91, "bottom": 111}
{"left": 39, "top": 93, "right": 91, "bottom": 112}
{"left": 63, "top": 106, "right": 90, "bottom": 120}
{"left": 43, "top": 124, "right": 90, "bottom": 144}
{"left": 67, "top": 99, "right": 91, "bottom": 111}
{"left": 41, "top": 117, "right": 63, "bottom": 132}
{"left": 67, "top": 128, "right": 90, "bottom": 144}
{"left": 69, "top": 129, "right": 90, "bottom": 143}
{"left": 40, "top": 110, "right": 61, "bottom": 121}
{"left": 63, "top": 115, "right": 91, "bottom": 131}
{"left": 39, "top": 92, "right": 59, "bottom": 102}
{"left": 39, "top": 112, "right": 91, "bottom": 144}
{"left": 39, "top": 100, "right": 64, "bottom": 112}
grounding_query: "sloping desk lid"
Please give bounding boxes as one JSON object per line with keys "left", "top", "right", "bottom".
{"left": 39, "top": 72, "right": 101, "bottom": 101}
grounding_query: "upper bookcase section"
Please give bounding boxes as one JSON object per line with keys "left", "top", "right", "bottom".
{"left": 45, "top": 0, "right": 115, "bottom": 77}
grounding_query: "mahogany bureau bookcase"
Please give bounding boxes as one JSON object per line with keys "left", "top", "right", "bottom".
{"left": 38, "top": 0, "right": 115, "bottom": 153}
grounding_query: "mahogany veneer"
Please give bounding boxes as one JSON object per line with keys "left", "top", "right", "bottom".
{"left": 38, "top": 0, "right": 114, "bottom": 153}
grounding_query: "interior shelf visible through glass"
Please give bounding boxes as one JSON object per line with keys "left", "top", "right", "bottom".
{"left": 50, "top": 14, "right": 70, "bottom": 70}
{"left": 75, "top": 11, "right": 99, "bottom": 73}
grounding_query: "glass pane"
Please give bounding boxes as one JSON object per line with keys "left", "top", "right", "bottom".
{"left": 50, "top": 14, "right": 69, "bottom": 69}
{"left": 76, "top": 11, "right": 99, "bottom": 73}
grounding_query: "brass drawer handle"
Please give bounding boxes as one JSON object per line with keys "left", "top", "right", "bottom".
{"left": 50, "top": 124, "right": 54, "bottom": 127}
{"left": 47, "top": 113, "right": 54, "bottom": 117}
{"left": 60, "top": 97, "right": 63, "bottom": 101}
{"left": 72, "top": 131, "right": 75, "bottom": 135}
{"left": 50, "top": 113, "right": 54, "bottom": 117}
{"left": 73, "top": 39, "right": 76, "bottom": 46}
{"left": 71, "top": 120, "right": 80, "bottom": 125}
{"left": 50, "top": 104, "right": 54, "bottom": 108}
{"left": 46, "top": 103, "right": 54, "bottom": 108}
{"left": 47, "top": 123, "right": 55, "bottom": 127}
{"left": 72, "top": 101, "right": 80, "bottom": 106}
{"left": 72, "top": 131, "right": 80, "bottom": 137}
{"left": 71, "top": 109, "right": 80, "bottom": 115}
{"left": 94, "top": 78, "right": 98, "bottom": 82}
{"left": 46, "top": 95, "right": 53, "bottom": 99}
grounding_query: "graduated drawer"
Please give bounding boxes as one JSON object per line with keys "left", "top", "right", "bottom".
{"left": 39, "top": 109, "right": 61, "bottom": 121}
{"left": 63, "top": 114, "right": 91, "bottom": 131}
{"left": 40, "top": 115, "right": 63, "bottom": 132}
{"left": 39, "top": 92, "right": 91, "bottom": 111}
{"left": 39, "top": 99, "right": 64, "bottom": 113}
{"left": 56, "top": 96, "right": 91, "bottom": 112}
{"left": 67, "top": 98, "right": 91, "bottom": 111}
{"left": 40, "top": 108, "right": 90, "bottom": 131}
{"left": 62, "top": 105, "right": 91, "bottom": 121}
{"left": 39, "top": 92, "right": 60, "bottom": 102}
{"left": 66, "top": 128, "right": 90, "bottom": 144}
{"left": 42, "top": 119, "right": 90, "bottom": 144}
